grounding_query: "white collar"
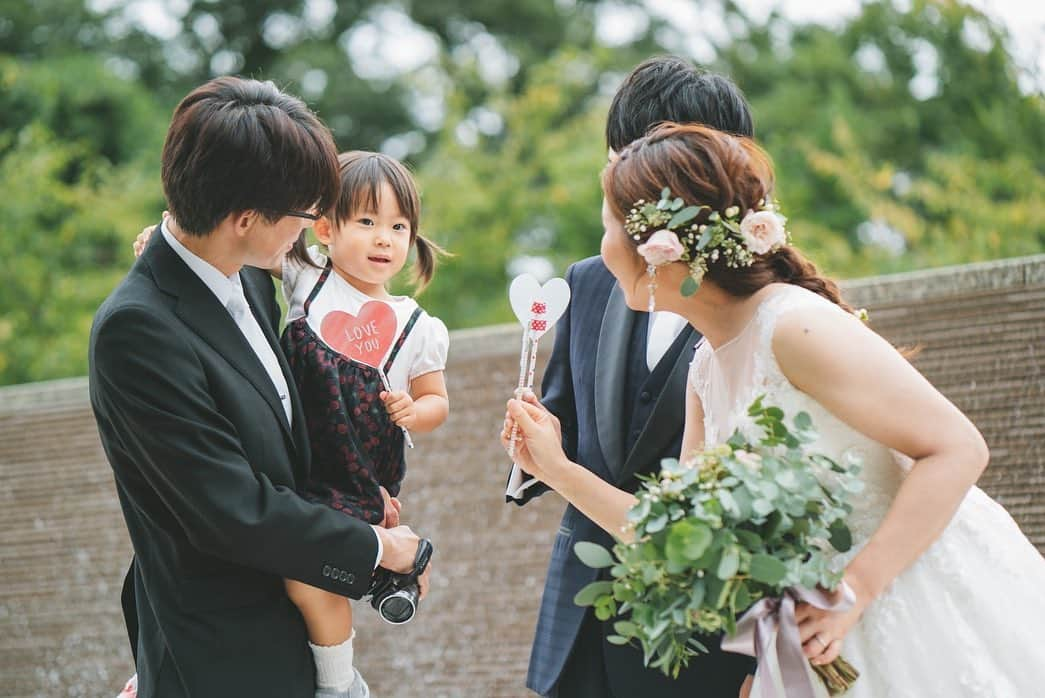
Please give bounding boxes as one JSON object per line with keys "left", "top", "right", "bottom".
{"left": 161, "top": 221, "right": 242, "bottom": 307}
{"left": 649, "top": 310, "right": 688, "bottom": 335}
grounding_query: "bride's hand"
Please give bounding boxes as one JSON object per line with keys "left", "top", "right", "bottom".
{"left": 795, "top": 575, "right": 871, "bottom": 666}
{"left": 507, "top": 390, "right": 562, "bottom": 447}
{"left": 500, "top": 392, "right": 568, "bottom": 487}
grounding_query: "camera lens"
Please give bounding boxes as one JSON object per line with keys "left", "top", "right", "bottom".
{"left": 379, "top": 588, "right": 417, "bottom": 624}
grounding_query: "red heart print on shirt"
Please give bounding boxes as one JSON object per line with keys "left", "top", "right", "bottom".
{"left": 319, "top": 301, "right": 398, "bottom": 368}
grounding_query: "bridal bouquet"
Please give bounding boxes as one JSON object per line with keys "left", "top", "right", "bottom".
{"left": 575, "top": 397, "right": 862, "bottom": 695}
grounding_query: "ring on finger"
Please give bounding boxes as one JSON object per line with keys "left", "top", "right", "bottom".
{"left": 814, "top": 634, "right": 829, "bottom": 651}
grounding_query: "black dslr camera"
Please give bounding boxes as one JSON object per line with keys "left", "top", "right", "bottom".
{"left": 366, "top": 538, "right": 433, "bottom": 624}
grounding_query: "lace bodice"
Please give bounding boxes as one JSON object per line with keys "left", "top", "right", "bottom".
{"left": 687, "top": 285, "right": 908, "bottom": 548}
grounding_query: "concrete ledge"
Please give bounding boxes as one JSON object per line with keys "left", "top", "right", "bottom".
{"left": 841, "top": 254, "right": 1045, "bottom": 307}
{"left": 0, "top": 376, "right": 89, "bottom": 416}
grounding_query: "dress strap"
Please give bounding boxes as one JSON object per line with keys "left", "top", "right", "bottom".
{"left": 302, "top": 261, "right": 333, "bottom": 316}
{"left": 383, "top": 307, "right": 424, "bottom": 373}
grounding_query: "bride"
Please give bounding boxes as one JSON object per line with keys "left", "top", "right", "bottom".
{"left": 502, "top": 122, "right": 1045, "bottom": 696}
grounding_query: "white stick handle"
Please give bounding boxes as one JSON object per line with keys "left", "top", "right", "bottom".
{"left": 525, "top": 335, "right": 541, "bottom": 393}
{"left": 509, "top": 332, "right": 543, "bottom": 459}
{"left": 507, "top": 330, "right": 532, "bottom": 459}
{"left": 379, "top": 368, "right": 414, "bottom": 449}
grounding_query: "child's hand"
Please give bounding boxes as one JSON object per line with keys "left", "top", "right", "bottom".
{"left": 380, "top": 390, "right": 416, "bottom": 430}
{"left": 133, "top": 211, "right": 169, "bottom": 258}
{"left": 379, "top": 485, "right": 402, "bottom": 528}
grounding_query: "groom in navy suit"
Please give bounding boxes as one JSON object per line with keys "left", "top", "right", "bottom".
{"left": 507, "top": 57, "right": 757, "bottom": 697}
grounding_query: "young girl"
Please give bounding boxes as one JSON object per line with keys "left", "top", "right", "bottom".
{"left": 280, "top": 151, "right": 449, "bottom": 698}
{"left": 128, "top": 151, "right": 450, "bottom": 698}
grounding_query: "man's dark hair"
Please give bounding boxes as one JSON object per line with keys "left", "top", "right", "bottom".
{"left": 161, "top": 76, "right": 339, "bottom": 236}
{"left": 606, "top": 55, "right": 754, "bottom": 152}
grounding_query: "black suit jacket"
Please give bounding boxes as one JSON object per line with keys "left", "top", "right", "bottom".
{"left": 511, "top": 256, "right": 753, "bottom": 696}
{"left": 89, "top": 229, "right": 378, "bottom": 697}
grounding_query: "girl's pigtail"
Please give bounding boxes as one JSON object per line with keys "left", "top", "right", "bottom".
{"left": 411, "top": 234, "right": 450, "bottom": 294}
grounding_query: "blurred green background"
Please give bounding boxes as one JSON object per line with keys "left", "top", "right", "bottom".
{"left": 0, "top": 0, "right": 1042, "bottom": 385}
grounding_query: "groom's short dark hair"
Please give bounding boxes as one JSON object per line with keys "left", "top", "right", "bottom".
{"left": 606, "top": 56, "right": 754, "bottom": 151}
{"left": 161, "top": 76, "right": 339, "bottom": 236}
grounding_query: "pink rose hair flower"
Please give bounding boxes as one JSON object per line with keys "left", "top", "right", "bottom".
{"left": 637, "top": 229, "right": 685, "bottom": 266}
{"left": 738, "top": 210, "right": 787, "bottom": 255}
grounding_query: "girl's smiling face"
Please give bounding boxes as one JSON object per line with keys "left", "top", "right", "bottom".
{"left": 315, "top": 180, "right": 411, "bottom": 298}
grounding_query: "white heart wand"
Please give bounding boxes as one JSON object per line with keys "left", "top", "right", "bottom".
{"left": 506, "top": 274, "right": 570, "bottom": 459}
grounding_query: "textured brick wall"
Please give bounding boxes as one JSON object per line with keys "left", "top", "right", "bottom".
{"left": 1, "top": 255, "right": 1043, "bottom": 697}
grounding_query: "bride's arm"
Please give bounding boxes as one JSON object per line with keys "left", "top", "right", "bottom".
{"left": 772, "top": 307, "right": 988, "bottom": 657}
{"left": 549, "top": 456, "right": 640, "bottom": 543}
{"left": 679, "top": 379, "right": 705, "bottom": 465}
{"left": 505, "top": 381, "right": 708, "bottom": 542}
{"left": 503, "top": 396, "right": 638, "bottom": 542}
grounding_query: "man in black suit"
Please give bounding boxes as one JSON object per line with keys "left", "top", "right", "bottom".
{"left": 505, "top": 57, "right": 757, "bottom": 697}
{"left": 89, "top": 77, "right": 427, "bottom": 698}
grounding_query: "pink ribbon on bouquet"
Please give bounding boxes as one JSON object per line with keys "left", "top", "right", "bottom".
{"left": 721, "top": 583, "right": 855, "bottom": 698}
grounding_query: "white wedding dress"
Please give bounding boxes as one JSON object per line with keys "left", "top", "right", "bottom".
{"left": 688, "top": 284, "right": 1045, "bottom": 697}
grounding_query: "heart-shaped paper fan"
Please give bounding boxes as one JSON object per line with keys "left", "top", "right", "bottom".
{"left": 509, "top": 274, "right": 570, "bottom": 339}
{"left": 319, "top": 301, "right": 398, "bottom": 368}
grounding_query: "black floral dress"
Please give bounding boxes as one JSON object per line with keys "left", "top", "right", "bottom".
{"left": 281, "top": 263, "right": 422, "bottom": 524}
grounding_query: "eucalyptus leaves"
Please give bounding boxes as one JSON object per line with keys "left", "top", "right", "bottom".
{"left": 625, "top": 187, "right": 789, "bottom": 297}
{"left": 574, "top": 397, "right": 862, "bottom": 687}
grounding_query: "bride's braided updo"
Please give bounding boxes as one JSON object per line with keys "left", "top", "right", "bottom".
{"left": 602, "top": 122, "right": 853, "bottom": 313}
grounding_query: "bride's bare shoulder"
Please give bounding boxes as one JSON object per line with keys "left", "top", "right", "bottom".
{"left": 770, "top": 298, "right": 882, "bottom": 390}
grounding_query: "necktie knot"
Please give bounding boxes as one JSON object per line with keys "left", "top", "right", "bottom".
{"left": 226, "top": 293, "right": 248, "bottom": 322}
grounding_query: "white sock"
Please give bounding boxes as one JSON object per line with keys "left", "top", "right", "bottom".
{"left": 309, "top": 630, "right": 356, "bottom": 691}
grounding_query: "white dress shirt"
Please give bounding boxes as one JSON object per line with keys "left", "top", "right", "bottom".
{"left": 161, "top": 224, "right": 384, "bottom": 570}
{"left": 646, "top": 311, "right": 689, "bottom": 371}
{"left": 161, "top": 223, "right": 292, "bottom": 424}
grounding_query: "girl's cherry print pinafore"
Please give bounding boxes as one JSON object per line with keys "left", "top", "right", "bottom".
{"left": 281, "top": 262, "right": 421, "bottom": 524}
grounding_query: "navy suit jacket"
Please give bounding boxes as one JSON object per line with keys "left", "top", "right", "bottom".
{"left": 510, "top": 256, "right": 754, "bottom": 696}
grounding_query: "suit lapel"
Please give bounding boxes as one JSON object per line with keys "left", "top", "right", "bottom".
{"left": 240, "top": 271, "right": 308, "bottom": 470}
{"left": 145, "top": 232, "right": 297, "bottom": 450}
{"left": 616, "top": 325, "right": 698, "bottom": 486}
{"left": 594, "top": 284, "right": 634, "bottom": 479}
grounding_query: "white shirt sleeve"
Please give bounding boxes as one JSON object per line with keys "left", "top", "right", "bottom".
{"left": 282, "top": 245, "right": 327, "bottom": 323}
{"left": 371, "top": 526, "right": 383, "bottom": 570}
{"left": 408, "top": 315, "right": 449, "bottom": 380}
{"left": 505, "top": 464, "right": 542, "bottom": 499}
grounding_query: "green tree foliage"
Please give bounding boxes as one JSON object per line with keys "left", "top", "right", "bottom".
{"left": 0, "top": 0, "right": 1041, "bottom": 383}
{"left": 717, "top": 0, "right": 1044, "bottom": 275}
{"left": 0, "top": 56, "right": 164, "bottom": 383}
{"left": 0, "top": 0, "right": 608, "bottom": 152}
{"left": 412, "top": 49, "right": 614, "bottom": 326}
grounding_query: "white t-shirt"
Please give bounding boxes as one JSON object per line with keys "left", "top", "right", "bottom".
{"left": 282, "top": 246, "right": 449, "bottom": 391}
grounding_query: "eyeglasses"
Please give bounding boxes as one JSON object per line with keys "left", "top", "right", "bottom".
{"left": 282, "top": 210, "right": 321, "bottom": 221}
